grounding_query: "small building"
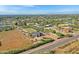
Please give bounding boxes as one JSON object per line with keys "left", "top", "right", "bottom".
{"left": 45, "top": 24, "right": 53, "bottom": 27}
{"left": 31, "top": 32, "right": 45, "bottom": 37}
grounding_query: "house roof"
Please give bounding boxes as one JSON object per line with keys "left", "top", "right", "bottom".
{"left": 31, "top": 32, "right": 44, "bottom": 34}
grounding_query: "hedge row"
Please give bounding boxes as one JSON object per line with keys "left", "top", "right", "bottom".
{"left": 55, "top": 32, "right": 65, "bottom": 38}
{"left": 31, "top": 39, "right": 54, "bottom": 49}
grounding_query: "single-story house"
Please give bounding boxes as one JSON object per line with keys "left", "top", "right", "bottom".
{"left": 31, "top": 32, "right": 45, "bottom": 37}
{"left": 60, "top": 26, "right": 72, "bottom": 33}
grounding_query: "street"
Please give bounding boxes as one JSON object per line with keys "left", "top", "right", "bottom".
{"left": 20, "top": 34, "right": 79, "bottom": 54}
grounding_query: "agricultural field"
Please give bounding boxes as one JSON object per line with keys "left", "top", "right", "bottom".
{"left": 0, "top": 29, "right": 32, "bottom": 53}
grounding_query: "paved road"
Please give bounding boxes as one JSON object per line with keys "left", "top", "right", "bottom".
{"left": 20, "top": 34, "right": 79, "bottom": 54}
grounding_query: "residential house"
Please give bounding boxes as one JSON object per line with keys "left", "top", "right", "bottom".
{"left": 31, "top": 32, "right": 45, "bottom": 38}
{"left": 30, "top": 32, "right": 45, "bottom": 42}
{"left": 60, "top": 26, "right": 72, "bottom": 33}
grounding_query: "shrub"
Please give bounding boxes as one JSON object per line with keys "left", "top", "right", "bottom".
{"left": 41, "top": 38, "right": 54, "bottom": 43}
{"left": 0, "top": 29, "right": 2, "bottom": 32}
{"left": 52, "top": 30, "right": 56, "bottom": 33}
{"left": 66, "top": 34, "right": 73, "bottom": 37}
{"left": 0, "top": 48, "right": 29, "bottom": 54}
{"left": 31, "top": 39, "right": 54, "bottom": 49}
{"left": 31, "top": 41, "right": 45, "bottom": 48}
{"left": 55, "top": 32, "right": 65, "bottom": 38}
{"left": 50, "top": 51, "right": 55, "bottom": 54}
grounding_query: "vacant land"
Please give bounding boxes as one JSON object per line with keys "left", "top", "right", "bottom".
{"left": 51, "top": 40, "right": 79, "bottom": 54}
{"left": 0, "top": 29, "right": 32, "bottom": 52}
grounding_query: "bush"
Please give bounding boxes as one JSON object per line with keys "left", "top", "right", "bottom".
{"left": 42, "top": 38, "right": 54, "bottom": 43}
{"left": 50, "top": 51, "right": 55, "bottom": 54}
{"left": 4, "top": 26, "right": 14, "bottom": 31}
{"left": 0, "top": 47, "right": 30, "bottom": 54}
{"left": 0, "top": 49, "right": 24, "bottom": 54}
{"left": 55, "top": 32, "right": 65, "bottom": 38}
{"left": 66, "top": 34, "right": 73, "bottom": 37}
{"left": 0, "top": 29, "right": 2, "bottom": 32}
{"left": 31, "top": 41, "right": 45, "bottom": 48}
{"left": 52, "top": 30, "right": 56, "bottom": 33}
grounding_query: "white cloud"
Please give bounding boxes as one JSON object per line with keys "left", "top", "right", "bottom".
{"left": 0, "top": 5, "right": 37, "bottom": 14}
{"left": 21, "top": 5, "right": 35, "bottom": 7}
{"left": 55, "top": 8, "right": 79, "bottom": 13}
{"left": 0, "top": 5, "right": 48, "bottom": 15}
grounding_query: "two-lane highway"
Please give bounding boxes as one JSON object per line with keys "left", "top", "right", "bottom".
{"left": 20, "top": 35, "right": 79, "bottom": 54}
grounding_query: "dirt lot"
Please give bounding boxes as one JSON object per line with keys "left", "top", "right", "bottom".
{"left": 0, "top": 29, "right": 32, "bottom": 51}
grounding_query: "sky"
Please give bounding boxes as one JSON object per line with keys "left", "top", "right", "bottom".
{"left": 0, "top": 5, "right": 79, "bottom": 15}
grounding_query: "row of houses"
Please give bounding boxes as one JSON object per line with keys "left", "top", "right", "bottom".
{"left": 18, "top": 23, "right": 73, "bottom": 43}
